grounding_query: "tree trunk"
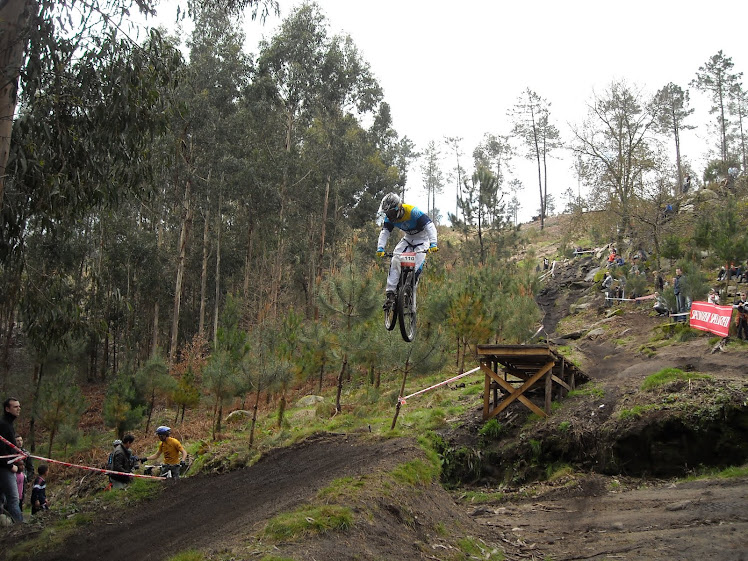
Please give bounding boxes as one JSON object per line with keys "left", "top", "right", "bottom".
{"left": 249, "top": 385, "right": 261, "bottom": 448}
{"left": 199, "top": 206, "right": 210, "bottom": 339}
{"left": 335, "top": 353, "right": 347, "bottom": 413}
{"left": 28, "top": 362, "right": 44, "bottom": 452}
{"left": 213, "top": 190, "right": 222, "bottom": 348}
{"left": 0, "top": 0, "right": 33, "bottom": 209}
{"left": 243, "top": 213, "right": 254, "bottom": 300}
{"left": 169, "top": 177, "right": 193, "bottom": 364}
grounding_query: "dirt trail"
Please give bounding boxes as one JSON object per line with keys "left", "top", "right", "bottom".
{"left": 469, "top": 475, "right": 748, "bottom": 561}
{"left": 24, "top": 435, "right": 422, "bottom": 561}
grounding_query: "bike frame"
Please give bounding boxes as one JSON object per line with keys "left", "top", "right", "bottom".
{"left": 383, "top": 248, "right": 427, "bottom": 342}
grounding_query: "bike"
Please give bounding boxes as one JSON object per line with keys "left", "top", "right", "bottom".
{"left": 383, "top": 248, "right": 427, "bottom": 342}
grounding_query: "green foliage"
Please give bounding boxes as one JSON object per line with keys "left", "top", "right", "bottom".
{"left": 456, "top": 536, "right": 505, "bottom": 560}
{"left": 568, "top": 383, "right": 604, "bottom": 399}
{"left": 34, "top": 366, "right": 87, "bottom": 456}
{"left": 262, "top": 505, "right": 353, "bottom": 542}
{"left": 103, "top": 372, "right": 146, "bottom": 438}
{"left": 391, "top": 459, "right": 439, "bottom": 486}
{"left": 478, "top": 418, "right": 505, "bottom": 440}
{"left": 641, "top": 368, "right": 713, "bottom": 391}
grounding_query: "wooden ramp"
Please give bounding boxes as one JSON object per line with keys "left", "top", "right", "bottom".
{"left": 477, "top": 344, "right": 588, "bottom": 420}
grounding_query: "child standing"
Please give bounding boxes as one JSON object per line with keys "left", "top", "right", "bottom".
{"left": 15, "top": 459, "right": 25, "bottom": 513}
{"left": 31, "top": 464, "right": 49, "bottom": 514}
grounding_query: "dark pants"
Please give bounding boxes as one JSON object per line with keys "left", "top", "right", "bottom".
{"left": 738, "top": 319, "right": 748, "bottom": 340}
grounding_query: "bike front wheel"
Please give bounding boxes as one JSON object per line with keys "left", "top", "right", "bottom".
{"left": 398, "top": 275, "right": 417, "bottom": 342}
{"left": 384, "top": 298, "right": 396, "bottom": 331}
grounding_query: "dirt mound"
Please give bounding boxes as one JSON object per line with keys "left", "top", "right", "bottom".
{"left": 5, "top": 434, "right": 432, "bottom": 561}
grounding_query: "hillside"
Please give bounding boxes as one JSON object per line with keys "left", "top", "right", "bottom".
{"left": 2, "top": 215, "right": 748, "bottom": 561}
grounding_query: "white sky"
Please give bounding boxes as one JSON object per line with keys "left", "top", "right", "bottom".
{"left": 148, "top": 0, "right": 748, "bottom": 223}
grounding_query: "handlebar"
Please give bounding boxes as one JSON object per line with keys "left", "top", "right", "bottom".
{"left": 382, "top": 249, "right": 429, "bottom": 257}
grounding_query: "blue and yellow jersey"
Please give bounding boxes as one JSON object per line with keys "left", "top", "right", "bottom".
{"left": 382, "top": 204, "right": 432, "bottom": 235}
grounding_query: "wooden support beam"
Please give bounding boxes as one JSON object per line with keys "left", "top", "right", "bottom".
{"left": 481, "top": 363, "right": 551, "bottom": 420}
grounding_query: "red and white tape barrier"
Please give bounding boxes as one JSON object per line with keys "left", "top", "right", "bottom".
{"left": 398, "top": 366, "right": 481, "bottom": 405}
{"left": 0, "top": 434, "right": 166, "bottom": 480}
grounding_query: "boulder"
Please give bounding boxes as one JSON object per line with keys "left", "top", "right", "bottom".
{"left": 296, "top": 395, "right": 324, "bottom": 408}
{"left": 225, "top": 410, "right": 251, "bottom": 424}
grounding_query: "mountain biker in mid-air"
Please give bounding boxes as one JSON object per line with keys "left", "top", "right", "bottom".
{"left": 377, "top": 193, "right": 438, "bottom": 309}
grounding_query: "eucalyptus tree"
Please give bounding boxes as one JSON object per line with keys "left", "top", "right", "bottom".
{"left": 0, "top": 0, "right": 277, "bottom": 209}
{"left": 510, "top": 89, "right": 560, "bottom": 229}
{"left": 691, "top": 51, "right": 743, "bottom": 165}
{"left": 252, "top": 4, "right": 389, "bottom": 318}
{"left": 653, "top": 83, "right": 695, "bottom": 193}
{"left": 571, "top": 81, "right": 658, "bottom": 239}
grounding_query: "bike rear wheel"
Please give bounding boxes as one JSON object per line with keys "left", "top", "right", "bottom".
{"left": 398, "top": 274, "right": 417, "bottom": 342}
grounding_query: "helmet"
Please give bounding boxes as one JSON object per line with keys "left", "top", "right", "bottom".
{"left": 113, "top": 439, "right": 122, "bottom": 447}
{"left": 381, "top": 193, "right": 404, "bottom": 221}
{"left": 155, "top": 426, "right": 171, "bottom": 436}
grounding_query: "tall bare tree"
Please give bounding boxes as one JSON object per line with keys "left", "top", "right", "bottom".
{"left": 510, "top": 89, "right": 560, "bottom": 229}
{"left": 572, "top": 81, "right": 658, "bottom": 238}
{"left": 691, "top": 51, "right": 743, "bottom": 164}
{"left": 653, "top": 83, "right": 695, "bottom": 193}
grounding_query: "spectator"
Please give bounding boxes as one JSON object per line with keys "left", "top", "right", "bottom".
{"left": 682, "top": 175, "right": 691, "bottom": 194}
{"left": 110, "top": 434, "right": 137, "bottom": 490}
{"left": 601, "top": 272, "right": 614, "bottom": 308}
{"left": 15, "top": 459, "right": 25, "bottom": 513}
{"left": 717, "top": 266, "right": 726, "bottom": 281}
{"left": 31, "top": 464, "right": 49, "bottom": 514}
{"left": 653, "top": 292, "right": 669, "bottom": 316}
{"left": 736, "top": 300, "right": 748, "bottom": 340}
{"left": 0, "top": 397, "right": 23, "bottom": 523}
{"left": 654, "top": 271, "right": 664, "bottom": 292}
{"left": 15, "top": 435, "right": 33, "bottom": 483}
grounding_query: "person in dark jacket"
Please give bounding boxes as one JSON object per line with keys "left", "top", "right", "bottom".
{"left": 0, "top": 397, "right": 23, "bottom": 523}
{"left": 31, "top": 464, "right": 49, "bottom": 514}
{"left": 110, "top": 434, "right": 137, "bottom": 490}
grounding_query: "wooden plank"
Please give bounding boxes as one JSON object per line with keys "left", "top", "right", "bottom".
{"left": 483, "top": 361, "right": 491, "bottom": 419}
{"left": 481, "top": 364, "right": 549, "bottom": 419}
{"left": 551, "top": 375, "right": 571, "bottom": 392}
{"left": 544, "top": 369, "right": 552, "bottom": 414}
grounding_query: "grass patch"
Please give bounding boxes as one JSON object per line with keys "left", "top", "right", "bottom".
{"left": 391, "top": 459, "right": 439, "bottom": 486}
{"left": 262, "top": 505, "right": 353, "bottom": 542}
{"left": 316, "top": 475, "right": 367, "bottom": 501}
{"left": 558, "top": 420, "right": 571, "bottom": 432}
{"left": 455, "top": 536, "right": 504, "bottom": 560}
{"left": 683, "top": 464, "right": 748, "bottom": 481}
{"left": 478, "top": 418, "right": 504, "bottom": 439}
{"left": 546, "top": 464, "right": 574, "bottom": 481}
{"left": 568, "top": 382, "right": 604, "bottom": 399}
{"left": 5, "top": 513, "right": 94, "bottom": 560}
{"left": 641, "top": 368, "right": 712, "bottom": 391}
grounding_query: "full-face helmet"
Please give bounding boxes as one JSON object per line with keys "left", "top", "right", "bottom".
{"left": 381, "top": 192, "right": 404, "bottom": 221}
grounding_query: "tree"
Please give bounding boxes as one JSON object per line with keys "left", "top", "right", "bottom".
{"left": 135, "top": 353, "right": 177, "bottom": 433}
{"left": 510, "top": 89, "right": 560, "bottom": 229}
{"left": 103, "top": 372, "right": 146, "bottom": 439}
{"left": 0, "top": 0, "right": 276, "bottom": 210}
{"left": 691, "top": 51, "right": 743, "bottom": 164}
{"left": 653, "top": 83, "right": 695, "bottom": 192}
{"left": 729, "top": 83, "right": 748, "bottom": 172}
{"left": 572, "top": 81, "right": 658, "bottom": 239}
{"left": 420, "top": 141, "right": 444, "bottom": 217}
{"left": 34, "top": 367, "right": 86, "bottom": 457}
{"left": 444, "top": 136, "right": 465, "bottom": 221}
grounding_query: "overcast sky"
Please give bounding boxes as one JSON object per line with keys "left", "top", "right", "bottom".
{"left": 149, "top": 0, "right": 747, "bottom": 223}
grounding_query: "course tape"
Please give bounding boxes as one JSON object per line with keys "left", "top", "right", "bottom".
{"left": 398, "top": 366, "right": 482, "bottom": 405}
{"left": 0, "top": 434, "right": 166, "bottom": 480}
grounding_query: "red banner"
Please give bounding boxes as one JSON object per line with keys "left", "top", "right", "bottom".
{"left": 689, "top": 301, "right": 734, "bottom": 337}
